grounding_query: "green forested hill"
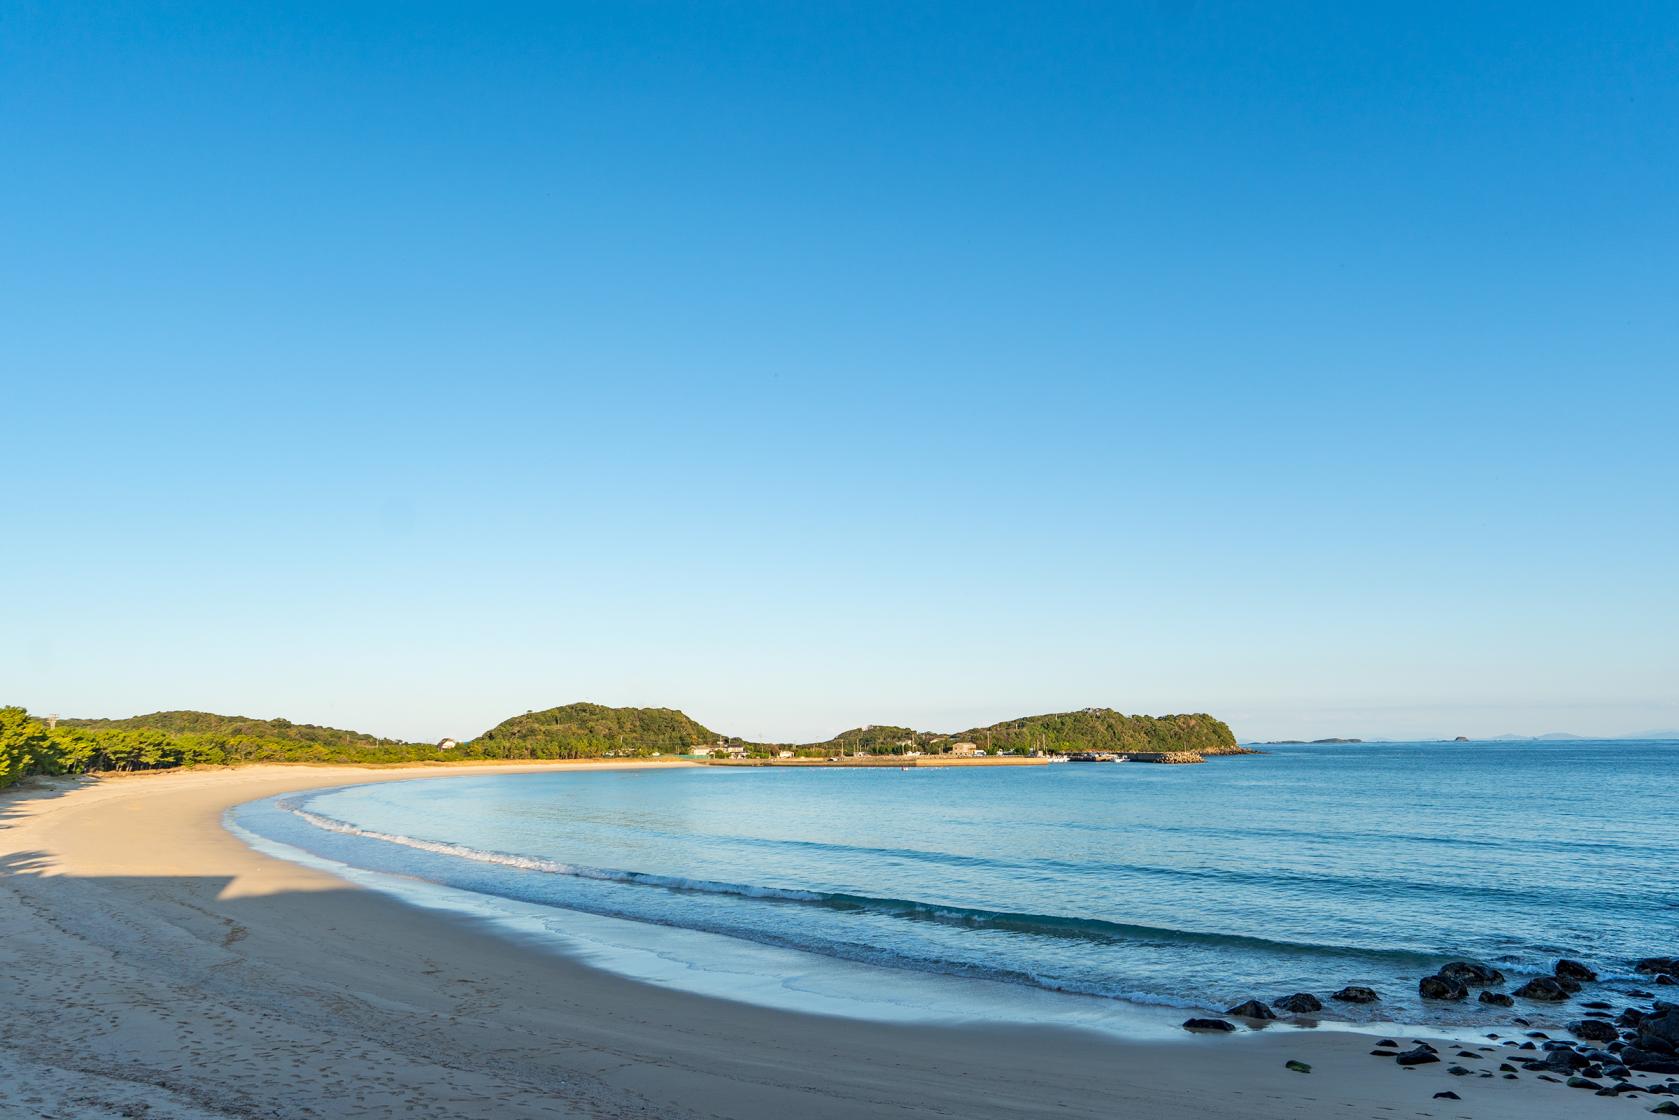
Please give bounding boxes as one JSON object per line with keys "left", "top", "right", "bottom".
{"left": 58, "top": 710, "right": 408, "bottom": 749}
{"left": 795, "top": 725, "right": 923, "bottom": 756}
{"left": 955, "top": 709, "right": 1241, "bottom": 756}
{"left": 472, "top": 702, "right": 720, "bottom": 759}
{"left": 1, "top": 704, "right": 441, "bottom": 786}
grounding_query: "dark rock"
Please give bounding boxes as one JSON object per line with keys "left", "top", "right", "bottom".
{"left": 1478, "top": 990, "right": 1514, "bottom": 1007}
{"left": 1544, "top": 1048, "right": 1590, "bottom": 1072}
{"left": 1369, "top": 1049, "right": 1396, "bottom": 1056}
{"left": 1441, "top": 960, "right": 1505, "bottom": 985}
{"left": 1573, "top": 1020, "right": 1621, "bottom": 1043}
{"left": 1583, "top": 1000, "right": 1614, "bottom": 1010}
{"left": 1499, "top": 1063, "right": 1517, "bottom": 1072}
{"left": 1514, "top": 977, "right": 1572, "bottom": 1001}
{"left": 1433, "top": 1091, "right": 1460, "bottom": 1100}
{"left": 1568, "top": 1076, "right": 1605, "bottom": 1090}
{"left": 1632, "top": 989, "right": 1656, "bottom": 999}
{"left": 1663, "top": 976, "right": 1679, "bottom": 986}
{"left": 1183, "top": 1018, "right": 1236, "bottom": 1032}
{"left": 1396, "top": 1046, "right": 1441, "bottom": 1066}
{"left": 1447, "top": 1065, "right": 1473, "bottom": 1076}
{"left": 1284, "top": 1060, "right": 1311, "bottom": 1073}
{"left": 1226, "top": 999, "right": 1277, "bottom": 1020}
{"left": 1376, "top": 1039, "right": 1398, "bottom": 1048}
{"left": 1272, "top": 992, "right": 1323, "bottom": 1014}
{"left": 1636, "top": 958, "right": 1679, "bottom": 977}
{"left": 1648, "top": 1009, "right": 1679, "bottom": 1050}
{"left": 1331, "top": 985, "right": 1380, "bottom": 1004}
{"left": 1623, "top": 1048, "right": 1679, "bottom": 1074}
{"left": 1652, "top": 1103, "right": 1679, "bottom": 1116}
{"left": 1556, "top": 959, "right": 1598, "bottom": 982}
{"left": 1503, "top": 1073, "right": 1518, "bottom": 1079}
{"left": 1420, "top": 974, "right": 1469, "bottom": 1001}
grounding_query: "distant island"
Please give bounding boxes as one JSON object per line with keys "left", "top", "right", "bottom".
{"left": 1254, "top": 737, "right": 1365, "bottom": 745}
{"left": 0, "top": 703, "right": 1247, "bottom": 790}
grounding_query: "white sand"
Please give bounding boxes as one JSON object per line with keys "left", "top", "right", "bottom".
{"left": 0, "top": 764, "right": 1635, "bottom": 1118}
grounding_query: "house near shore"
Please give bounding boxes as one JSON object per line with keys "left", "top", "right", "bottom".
{"left": 776, "top": 750, "right": 795, "bottom": 758}
{"left": 694, "top": 745, "right": 748, "bottom": 758}
{"left": 437, "top": 738, "right": 459, "bottom": 750}
{"left": 949, "top": 742, "right": 980, "bottom": 757}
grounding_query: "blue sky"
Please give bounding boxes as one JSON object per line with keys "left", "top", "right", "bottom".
{"left": 3, "top": 3, "right": 1675, "bottom": 742}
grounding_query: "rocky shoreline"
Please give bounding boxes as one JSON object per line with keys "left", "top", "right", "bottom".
{"left": 1184, "top": 954, "right": 1679, "bottom": 1110}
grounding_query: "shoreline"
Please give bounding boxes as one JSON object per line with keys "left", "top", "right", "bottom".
{"left": 0, "top": 764, "right": 1627, "bottom": 1118}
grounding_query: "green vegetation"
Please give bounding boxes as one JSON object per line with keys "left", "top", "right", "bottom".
{"left": 472, "top": 703, "right": 720, "bottom": 759}
{"left": 957, "top": 709, "right": 1241, "bottom": 756}
{"left": 58, "top": 710, "right": 409, "bottom": 750}
{"left": 1, "top": 706, "right": 53, "bottom": 788}
{"left": 791, "top": 710, "right": 1239, "bottom": 758}
{"left": 0, "top": 705, "right": 450, "bottom": 790}
{"left": 0, "top": 701, "right": 1242, "bottom": 792}
{"left": 795, "top": 725, "right": 924, "bottom": 757}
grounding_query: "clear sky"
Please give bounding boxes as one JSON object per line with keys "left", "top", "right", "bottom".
{"left": 3, "top": 3, "right": 1675, "bottom": 743}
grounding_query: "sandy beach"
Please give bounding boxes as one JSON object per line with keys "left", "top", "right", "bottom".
{"left": 0, "top": 764, "right": 1631, "bottom": 1119}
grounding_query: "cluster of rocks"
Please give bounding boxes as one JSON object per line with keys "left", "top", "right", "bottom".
{"left": 1184, "top": 990, "right": 1351, "bottom": 1034}
{"left": 1412, "top": 957, "right": 1604, "bottom": 1005}
{"left": 1180, "top": 952, "right": 1679, "bottom": 1108}
{"left": 1379, "top": 956, "right": 1679, "bottom": 1107}
{"left": 1365, "top": 999, "right": 1679, "bottom": 1102}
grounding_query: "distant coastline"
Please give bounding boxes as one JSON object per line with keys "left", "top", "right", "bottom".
{"left": 1243, "top": 733, "right": 1679, "bottom": 745}
{"left": 1, "top": 702, "right": 1248, "bottom": 790}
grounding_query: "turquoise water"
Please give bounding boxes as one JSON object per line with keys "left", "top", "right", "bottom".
{"left": 232, "top": 740, "right": 1679, "bottom": 1026}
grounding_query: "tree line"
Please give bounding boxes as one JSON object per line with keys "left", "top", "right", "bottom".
{"left": 0, "top": 705, "right": 454, "bottom": 790}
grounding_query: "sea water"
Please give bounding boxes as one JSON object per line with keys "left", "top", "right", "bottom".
{"left": 230, "top": 740, "right": 1678, "bottom": 1029}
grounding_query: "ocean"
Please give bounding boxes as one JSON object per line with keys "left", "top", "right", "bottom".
{"left": 230, "top": 740, "right": 1678, "bottom": 1032}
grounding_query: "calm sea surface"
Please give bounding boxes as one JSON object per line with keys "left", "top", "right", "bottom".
{"left": 232, "top": 741, "right": 1678, "bottom": 1028}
